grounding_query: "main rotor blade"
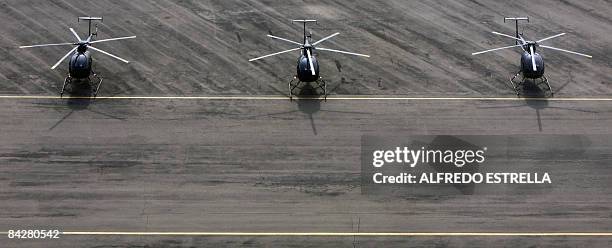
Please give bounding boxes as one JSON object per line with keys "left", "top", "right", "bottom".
{"left": 472, "top": 44, "right": 523, "bottom": 55}
{"left": 90, "top": 36, "right": 137, "bottom": 44}
{"left": 312, "top": 32, "right": 340, "bottom": 46}
{"left": 249, "top": 47, "right": 302, "bottom": 62}
{"left": 537, "top": 33, "right": 566, "bottom": 43}
{"left": 540, "top": 45, "right": 593, "bottom": 58}
{"left": 51, "top": 46, "right": 78, "bottom": 70}
{"left": 89, "top": 46, "right": 130, "bottom": 63}
{"left": 492, "top": 31, "right": 524, "bottom": 43}
{"left": 316, "top": 47, "right": 370, "bottom": 57}
{"left": 69, "top": 28, "right": 82, "bottom": 41}
{"left": 529, "top": 46, "right": 537, "bottom": 71}
{"left": 20, "top": 42, "right": 75, "bottom": 48}
{"left": 267, "top": 35, "right": 303, "bottom": 46}
{"left": 306, "top": 48, "right": 316, "bottom": 76}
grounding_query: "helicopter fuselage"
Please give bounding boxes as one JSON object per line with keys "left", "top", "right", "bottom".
{"left": 520, "top": 51, "right": 545, "bottom": 79}
{"left": 249, "top": 20, "right": 369, "bottom": 100}
{"left": 68, "top": 47, "right": 93, "bottom": 80}
{"left": 296, "top": 48, "right": 320, "bottom": 82}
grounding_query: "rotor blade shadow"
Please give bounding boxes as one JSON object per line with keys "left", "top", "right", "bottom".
{"left": 49, "top": 109, "right": 75, "bottom": 130}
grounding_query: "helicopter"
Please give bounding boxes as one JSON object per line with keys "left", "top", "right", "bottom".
{"left": 249, "top": 20, "right": 370, "bottom": 101}
{"left": 472, "top": 17, "right": 592, "bottom": 97}
{"left": 19, "top": 17, "right": 136, "bottom": 97}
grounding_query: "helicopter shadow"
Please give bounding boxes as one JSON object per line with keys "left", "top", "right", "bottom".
{"left": 253, "top": 83, "right": 369, "bottom": 135}
{"left": 46, "top": 81, "right": 126, "bottom": 130}
{"left": 64, "top": 80, "right": 95, "bottom": 110}
{"left": 516, "top": 80, "right": 550, "bottom": 132}
{"left": 483, "top": 80, "right": 598, "bottom": 132}
{"left": 295, "top": 84, "right": 322, "bottom": 135}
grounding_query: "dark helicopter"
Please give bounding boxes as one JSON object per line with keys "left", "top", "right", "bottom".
{"left": 472, "top": 17, "right": 592, "bottom": 97}
{"left": 249, "top": 20, "right": 370, "bottom": 100}
{"left": 19, "top": 17, "right": 136, "bottom": 97}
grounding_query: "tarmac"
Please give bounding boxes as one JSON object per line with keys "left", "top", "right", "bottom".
{"left": 0, "top": 0, "right": 611, "bottom": 247}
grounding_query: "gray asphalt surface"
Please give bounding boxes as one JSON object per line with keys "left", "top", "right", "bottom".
{"left": 1, "top": 0, "right": 611, "bottom": 247}
{"left": 0, "top": 0, "right": 610, "bottom": 97}
{"left": 1, "top": 97, "right": 611, "bottom": 247}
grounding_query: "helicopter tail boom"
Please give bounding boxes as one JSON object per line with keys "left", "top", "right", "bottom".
{"left": 504, "top": 17, "right": 529, "bottom": 45}
{"left": 78, "top": 16, "right": 103, "bottom": 39}
{"left": 292, "top": 20, "right": 317, "bottom": 43}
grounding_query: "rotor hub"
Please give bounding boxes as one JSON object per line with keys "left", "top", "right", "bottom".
{"left": 524, "top": 42, "right": 539, "bottom": 53}
{"left": 77, "top": 43, "right": 88, "bottom": 53}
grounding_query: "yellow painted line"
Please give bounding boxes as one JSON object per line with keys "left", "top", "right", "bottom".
{"left": 59, "top": 232, "right": 612, "bottom": 237}
{"left": 2, "top": 231, "right": 612, "bottom": 237}
{"left": 0, "top": 95, "right": 612, "bottom": 101}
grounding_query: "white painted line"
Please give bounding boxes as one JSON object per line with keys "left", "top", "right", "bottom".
{"left": 0, "top": 95, "right": 612, "bottom": 101}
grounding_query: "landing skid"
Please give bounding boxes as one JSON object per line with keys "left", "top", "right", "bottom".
{"left": 92, "top": 72, "right": 103, "bottom": 98}
{"left": 59, "top": 73, "right": 104, "bottom": 98}
{"left": 510, "top": 71, "right": 553, "bottom": 97}
{"left": 288, "top": 76, "right": 298, "bottom": 101}
{"left": 315, "top": 78, "right": 328, "bottom": 102}
{"left": 60, "top": 74, "right": 71, "bottom": 97}
{"left": 288, "top": 76, "right": 327, "bottom": 102}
